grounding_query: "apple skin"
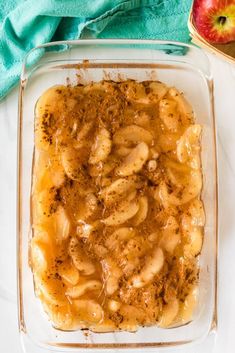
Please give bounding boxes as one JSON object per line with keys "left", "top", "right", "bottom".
{"left": 192, "top": 0, "right": 235, "bottom": 43}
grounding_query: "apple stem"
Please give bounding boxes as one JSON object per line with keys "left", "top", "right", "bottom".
{"left": 217, "top": 16, "right": 227, "bottom": 26}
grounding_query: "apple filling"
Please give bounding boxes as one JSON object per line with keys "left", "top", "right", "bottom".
{"left": 31, "top": 80, "right": 204, "bottom": 331}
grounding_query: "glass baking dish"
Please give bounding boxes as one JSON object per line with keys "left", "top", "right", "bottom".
{"left": 17, "top": 39, "right": 218, "bottom": 352}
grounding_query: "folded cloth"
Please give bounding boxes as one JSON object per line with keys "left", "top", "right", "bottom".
{"left": 0, "top": 0, "right": 192, "bottom": 100}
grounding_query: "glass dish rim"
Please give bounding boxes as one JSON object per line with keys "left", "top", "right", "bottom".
{"left": 17, "top": 39, "right": 218, "bottom": 350}
{"left": 20, "top": 39, "right": 212, "bottom": 80}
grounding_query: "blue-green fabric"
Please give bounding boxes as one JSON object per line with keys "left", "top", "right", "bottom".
{"left": 0, "top": 0, "right": 192, "bottom": 100}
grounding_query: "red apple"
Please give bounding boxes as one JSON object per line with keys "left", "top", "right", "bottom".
{"left": 192, "top": 0, "right": 235, "bottom": 43}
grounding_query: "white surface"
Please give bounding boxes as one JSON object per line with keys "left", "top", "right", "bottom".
{"left": 0, "top": 52, "right": 235, "bottom": 353}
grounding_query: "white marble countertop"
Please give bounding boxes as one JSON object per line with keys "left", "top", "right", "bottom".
{"left": 0, "top": 51, "right": 235, "bottom": 353}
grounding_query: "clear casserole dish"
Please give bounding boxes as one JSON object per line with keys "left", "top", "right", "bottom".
{"left": 17, "top": 39, "right": 217, "bottom": 352}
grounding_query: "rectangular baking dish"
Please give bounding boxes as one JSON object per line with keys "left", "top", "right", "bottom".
{"left": 17, "top": 39, "right": 217, "bottom": 352}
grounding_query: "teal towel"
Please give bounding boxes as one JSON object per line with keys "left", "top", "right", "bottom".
{"left": 0, "top": 0, "right": 192, "bottom": 100}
